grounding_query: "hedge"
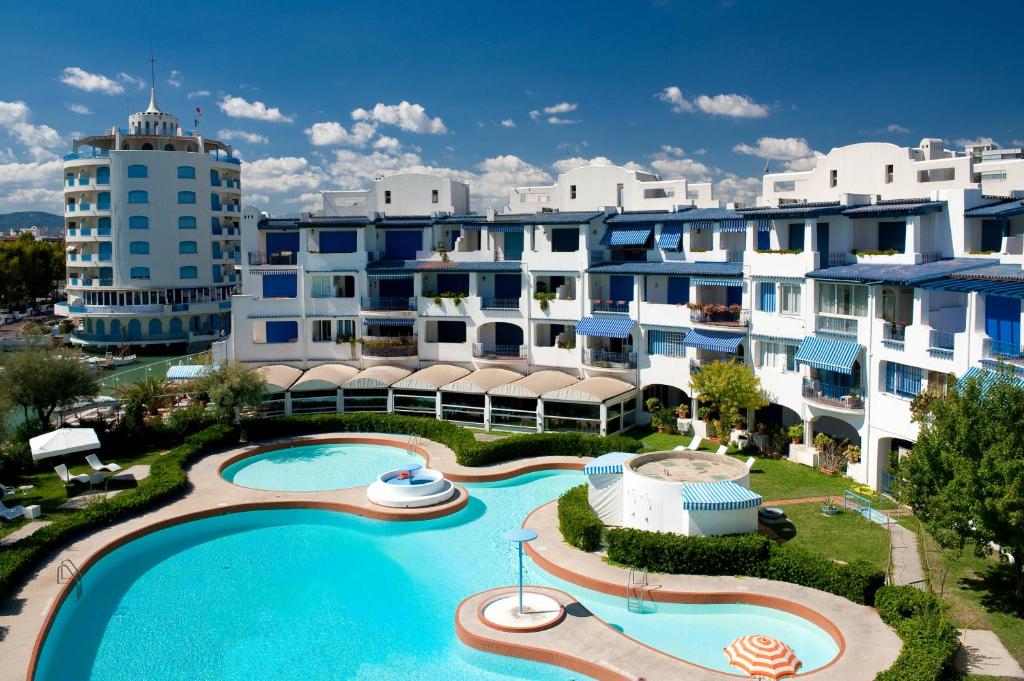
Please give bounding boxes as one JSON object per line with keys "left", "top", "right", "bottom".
{"left": 874, "top": 586, "right": 959, "bottom": 681}
{"left": 557, "top": 485, "right": 603, "bottom": 551}
{"left": 458, "top": 432, "right": 641, "bottom": 467}
{"left": 605, "top": 527, "right": 886, "bottom": 605}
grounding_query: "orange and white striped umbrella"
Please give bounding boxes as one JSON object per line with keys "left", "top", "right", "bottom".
{"left": 723, "top": 635, "right": 802, "bottom": 679}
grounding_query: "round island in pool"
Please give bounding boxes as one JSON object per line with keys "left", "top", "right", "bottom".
{"left": 366, "top": 465, "right": 456, "bottom": 508}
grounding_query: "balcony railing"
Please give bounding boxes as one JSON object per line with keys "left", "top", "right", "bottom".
{"left": 473, "top": 343, "right": 527, "bottom": 359}
{"left": 689, "top": 305, "right": 749, "bottom": 327}
{"left": 929, "top": 329, "right": 956, "bottom": 352}
{"left": 583, "top": 348, "right": 636, "bottom": 369}
{"left": 591, "top": 300, "right": 631, "bottom": 313}
{"left": 815, "top": 314, "right": 858, "bottom": 337}
{"left": 986, "top": 337, "right": 1024, "bottom": 362}
{"left": 248, "top": 251, "right": 297, "bottom": 265}
{"left": 361, "top": 336, "right": 418, "bottom": 357}
{"left": 361, "top": 296, "right": 416, "bottom": 311}
{"left": 825, "top": 251, "right": 853, "bottom": 267}
{"left": 882, "top": 322, "right": 906, "bottom": 345}
{"left": 802, "top": 378, "right": 864, "bottom": 410}
{"left": 481, "top": 297, "right": 521, "bottom": 310}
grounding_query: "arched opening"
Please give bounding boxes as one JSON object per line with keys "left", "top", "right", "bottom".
{"left": 642, "top": 384, "right": 689, "bottom": 410}
{"left": 148, "top": 318, "right": 163, "bottom": 337}
{"left": 141, "top": 143, "right": 153, "bottom": 150}
{"left": 163, "top": 144, "right": 175, "bottom": 151}
{"left": 109, "top": 318, "right": 122, "bottom": 340}
{"left": 477, "top": 322, "right": 524, "bottom": 355}
{"left": 753, "top": 402, "right": 802, "bottom": 430}
{"left": 169, "top": 317, "right": 184, "bottom": 335}
{"left": 127, "top": 319, "right": 142, "bottom": 341}
{"left": 812, "top": 415, "right": 860, "bottom": 446}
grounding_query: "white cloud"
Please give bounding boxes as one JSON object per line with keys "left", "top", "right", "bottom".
{"left": 1013, "top": 139, "right": 1024, "bottom": 148}
{"left": 650, "top": 156, "right": 711, "bottom": 179}
{"left": 372, "top": 135, "right": 401, "bottom": 151}
{"left": 187, "top": 90, "right": 211, "bottom": 99}
{"left": 529, "top": 110, "right": 541, "bottom": 121}
{"left": 694, "top": 93, "right": 768, "bottom": 118}
{"left": 0, "top": 101, "right": 63, "bottom": 161}
{"left": 305, "top": 120, "right": 376, "bottom": 146}
{"left": 782, "top": 155, "right": 822, "bottom": 172}
{"left": 886, "top": 123, "right": 909, "bottom": 133}
{"left": 546, "top": 116, "right": 577, "bottom": 125}
{"left": 67, "top": 103, "right": 93, "bottom": 115}
{"left": 0, "top": 159, "right": 64, "bottom": 212}
{"left": 733, "top": 136, "right": 817, "bottom": 160}
{"left": 216, "top": 128, "right": 269, "bottom": 145}
{"left": 59, "top": 67, "right": 123, "bottom": 95}
{"left": 954, "top": 136, "right": 997, "bottom": 148}
{"left": 716, "top": 173, "right": 761, "bottom": 206}
{"left": 351, "top": 101, "right": 447, "bottom": 134}
{"left": 117, "top": 72, "right": 146, "bottom": 90}
{"left": 552, "top": 156, "right": 614, "bottom": 174}
{"left": 166, "top": 70, "right": 182, "bottom": 87}
{"left": 659, "top": 145, "right": 686, "bottom": 157}
{"left": 500, "top": 119, "right": 516, "bottom": 128}
{"left": 543, "top": 102, "right": 578, "bottom": 114}
{"left": 218, "top": 95, "right": 294, "bottom": 123}
{"left": 655, "top": 86, "right": 693, "bottom": 113}
{"left": 243, "top": 156, "right": 327, "bottom": 193}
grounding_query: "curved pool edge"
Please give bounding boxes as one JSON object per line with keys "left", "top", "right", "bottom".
{"left": 520, "top": 500, "right": 905, "bottom": 680}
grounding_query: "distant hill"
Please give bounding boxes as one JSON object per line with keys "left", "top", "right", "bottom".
{"left": 0, "top": 212, "right": 64, "bottom": 237}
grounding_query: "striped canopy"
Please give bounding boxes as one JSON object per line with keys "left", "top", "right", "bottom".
{"left": 724, "top": 635, "right": 802, "bottom": 679}
{"left": 488, "top": 224, "right": 526, "bottom": 232}
{"left": 959, "top": 365, "right": 1024, "bottom": 391}
{"left": 682, "top": 328, "right": 744, "bottom": 353}
{"left": 362, "top": 318, "right": 415, "bottom": 327}
{"left": 717, "top": 218, "right": 748, "bottom": 232}
{"left": 582, "top": 451, "right": 634, "bottom": 475}
{"left": 575, "top": 316, "right": 635, "bottom": 339}
{"left": 681, "top": 481, "right": 762, "bottom": 511}
{"left": 794, "top": 336, "right": 860, "bottom": 374}
{"left": 366, "top": 272, "right": 414, "bottom": 280}
{"left": 657, "top": 225, "right": 683, "bottom": 249}
{"left": 691, "top": 277, "right": 743, "bottom": 287}
{"left": 600, "top": 226, "right": 652, "bottom": 247}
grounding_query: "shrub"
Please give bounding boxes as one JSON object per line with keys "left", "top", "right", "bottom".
{"left": 760, "top": 543, "right": 885, "bottom": 605}
{"left": 874, "top": 586, "right": 959, "bottom": 681}
{"left": 557, "top": 485, "right": 603, "bottom": 551}
{"left": 460, "top": 432, "right": 641, "bottom": 467}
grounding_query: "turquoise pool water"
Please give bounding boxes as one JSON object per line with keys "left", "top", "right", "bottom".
{"left": 221, "top": 443, "right": 423, "bottom": 491}
{"left": 35, "top": 471, "right": 839, "bottom": 681}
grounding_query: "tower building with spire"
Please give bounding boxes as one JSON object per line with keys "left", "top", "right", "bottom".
{"left": 60, "top": 63, "right": 242, "bottom": 351}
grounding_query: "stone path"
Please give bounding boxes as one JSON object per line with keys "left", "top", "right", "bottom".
{"left": 0, "top": 520, "right": 51, "bottom": 546}
{"left": 956, "top": 629, "right": 1024, "bottom": 678}
{"left": 886, "top": 521, "right": 925, "bottom": 586}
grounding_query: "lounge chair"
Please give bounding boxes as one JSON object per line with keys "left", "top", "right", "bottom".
{"left": 0, "top": 499, "right": 25, "bottom": 521}
{"left": 85, "top": 454, "right": 121, "bottom": 473}
{"left": 54, "top": 464, "right": 91, "bottom": 490}
{"left": 1, "top": 484, "right": 14, "bottom": 499}
{"left": 715, "top": 445, "right": 728, "bottom": 456}
{"left": 745, "top": 456, "right": 756, "bottom": 469}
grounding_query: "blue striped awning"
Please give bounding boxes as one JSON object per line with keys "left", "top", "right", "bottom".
{"left": 794, "top": 336, "right": 861, "bottom": 374}
{"left": 682, "top": 328, "right": 744, "bottom": 353}
{"left": 756, "top": 219, "right": 772, "bottom": 232}
{"left": 691, "top": 277, "right": 743, "bottom": 287}
{"left": 717, "top": 219, "right": 748, "bottom": 233}
{"left": 366, "top": 271, "right": 415, "bottom": 280}
{"left": 248, "top": 313, "right": 299, "bottom": 319}
{"left": 166, "top": 364, "right": 215, "bottom": 380}
{"left": 575, "top": 316, "right": 636, "bottom": 339}
{"left": 657, "top": 225, "right": 683, "bottom": 249}
{"left": 682, "top": 481, "right": 762, "bottom": 511}
{"left": 489, "top": 224, "right": 526, "bottom": 233}
{"left": 362, "top": 318, "right": 415, "bottom": 327}
{"left": 687, "top": 220, "right": 714, "bottom": 231}
{"left": 601, "top": 226, "right": 653, "bottom": 247}
{"left": 959, "top": 366, "right": 1024, "bottom": 391}
{"left": 964, "top": 199, "right": 1024, "bottom": 218}
{"left": 582, "top": 451, "right": 634, "bottom": 475}
{"left": 920, "top": 277, "right": 1024, "bottom": 299}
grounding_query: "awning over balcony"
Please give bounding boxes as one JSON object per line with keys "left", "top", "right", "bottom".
{"left": 575, "top": 316, "right": 636, "bottom": 339}
{"left": 682, "top": 328, "right": 744, "bottom": 353}
{"left": 488, "top": 224, "right": 526, "bottom": 232}
{"left": 542, "top": 376, "right": 634, "bottom": 403}
{"left": 600, "top": 226, "right": 653, "bottom": 247}
{"left": 362, "top": 318, "right": 415, "bottom": 327}
{"left": 959, "top": 365, "right": 1024, "bottom": 391}
{"left": 583, "top": 451, "right": 634, "bottom": 475}
{"left": 682, "top": 481, "right": 762, "bottom": 511}
{"left": 920, "top": 265, "right": 1024, "bottom": 299}
{"left": 657, "top": 225, "right": 683, "bottom": 249}
{"left": 964, "top": 198, "right": 1024, "bottom": 218}
{"left": 691, "top": 277, "right": 743, "bottom": 287}
{"left": 842, "top": 199, "right": 946, "bottom": 219}
{"left": 366, "top": 271, "right": 415, "bottom": 280}
{"left": 794, "top": 336, "right": 860, "bottom": 374}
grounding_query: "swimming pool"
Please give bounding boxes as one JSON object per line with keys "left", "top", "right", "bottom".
{"left": 221, "top": 442, "right": 424, "bottom": 491}
{"left": 35, "top": 471, "right": 839, "bottom": 680}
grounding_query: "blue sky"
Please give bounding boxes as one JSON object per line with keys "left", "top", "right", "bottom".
{"left": 1, "top": 0, "right": 1022, "bottom": 214}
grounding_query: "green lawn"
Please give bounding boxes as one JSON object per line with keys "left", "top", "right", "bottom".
{"left": 1, "top": 446, "right": 167, "bottom": 540}
{"left": 768, "top": 502, "right": 890, "bottom": 571}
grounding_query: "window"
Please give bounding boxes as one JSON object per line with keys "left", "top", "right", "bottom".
{"left": 335, "top": 319, "right": 356, "bottom": 341}
{"left": 884, "top": 164, "right": 894, "bottom": 184}
{"left": 785, "top": 345, "right": 798, "bottom": 372}
{"left": 980, "top": 170, "right": 1008, "bottom": 182}
{"left": 780, "top": 283, "right": 801, "bottom": 315}
{"left": 885, "top": 362, "right": 923, "bottom": 398}
{"left": 179, "top": 240, "right": 198, "bottom": 254}
{"left": 759, "top": 341, "right": 781, "bottom": 369}
{"left": 265, "top": 320, "right": 298, "bottom": 344}
{"left": 179, "top": 266, "right": 198, "bottom": 279}
{"left": 436, "top": 320, "right": 466, "bottom": 343}
{"left": 773, "top": 181, "right": 796, "bottom": 193}
{"left": 311, "top": 320, "right": 332, "bottom": 343}
{"left": 177, "top": 165, "right": 196, "bottom": 179}
{"left": 817, "top": 282, "right": 868, "bottom": 317}
{"left": 129, "top": 266, "right": 150, "bottom": 279}
{"left": 570, "top": 184, "right": 577, "bottom": 200}
{"left": 262, "top": 273, "right": 297, "bottom": 298}
{"left": 128, "top": 215, "right": 149, "bottom": 229}
{"left": 128, "top": 190, "right": 148, "bottom": 204}
{"left": 127, "top": 164, "right": 148, "bottom": 178}
{"left": 918, "top": 168, "right": 955, "bottom": 182}
{"left": 317, "top": 231, "right": 357, "bottom": 253}
{"left": 829, "top": 169, "right": 838, "bottom": 188}
{"left": 129, "top": 241, "right": 150, "bottom": 255}
{"left": 177, "top": 191, "right": 196, "bottom": 204}
{"left": 788, "top": 223, "right": 805, "bottom": 251}
{"left": 311, "top": 275, "right": 353, "bottom": 299}
{"left": 648, "top": 330, "right": 686, "bottom": 357}
{"left": 550, "top": 228, "right": 579, "bottom": 252}
{"left": 178, "top": 216, "right": 197, "bottom": 229}
{"left": 758, "top": 282, "right": 776, "bottom": 312}
{"left": 878, "top": 221, "right": 907, "bottom": 252}
{"left": 384, "top": 190, "right": 391, "bottom": 204}
{"left": 431, "top": 189, "right": 439, "bottom": 204}
{"left": 643, "top": 188, "right": 673, "bottom": 198}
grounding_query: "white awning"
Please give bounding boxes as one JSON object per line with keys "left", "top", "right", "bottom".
{"left": 392, "top": 364, "right": 470, "bottom": 391}
{"left": 291, "top": 364, "right": 360, "bottom": 391}
{"left": 489, "top": 370, "right": 579, "bottom": 398}
{"left": 542, "top": 376, "right": 635, "bottom": 403}
{"left": 29, "top": 427, "right": 100, "bottom": 461}
{"left": 255, "top": 364, "right": 303, "bottom": 393}
{"left": 441, "top": 368, "right": 522, "bottom": 394}
{"left": 343, "top": 366, "right": 411, "bottom": 389}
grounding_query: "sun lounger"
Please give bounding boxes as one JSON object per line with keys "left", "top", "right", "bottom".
{"left": 85, "top": 454, "right": 121, "bottom": 473}
{"left": 0, "top": 499, "right": 25, "bottom": 520}
{"left": 715, "top": 445, "right": 728, "bottom": 456}
{"left": 54, "top": 464, "right": 91, "bottom": 490}
{"left": 1, "top": 484, "right": 14, "bottom": 499}
{"left": 745, "top": 456, "right": 756, "bottom": 469}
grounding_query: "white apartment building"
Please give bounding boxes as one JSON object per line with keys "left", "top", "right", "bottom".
{"left": 58, "top": 84, "right": 242, "bottom": 351}
{"left": 223, "top": 147, "right": 1024, "bottom": 490}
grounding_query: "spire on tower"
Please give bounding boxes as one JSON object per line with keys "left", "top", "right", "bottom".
{"left": 145, "top": 52, "right": 161, "bottom": 114}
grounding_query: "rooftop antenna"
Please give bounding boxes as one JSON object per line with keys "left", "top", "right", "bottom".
{"left": 145, "top": 51, "right": 161, "bottom": 114}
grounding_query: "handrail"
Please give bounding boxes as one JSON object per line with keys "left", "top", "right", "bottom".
{"left": 57, "top": 558, "right": 83, "bottom": 600}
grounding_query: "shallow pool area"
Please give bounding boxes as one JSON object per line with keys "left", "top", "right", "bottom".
{"left": 35, "top": 471, "right": 840, "bottom": 681}
{"left": 221, "top": 442, "right": 423, "bottom": 491}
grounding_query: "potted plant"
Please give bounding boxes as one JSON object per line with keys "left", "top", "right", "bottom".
{"left": 697, "top": 406, "right": 712, "bottom": 422}
{"left": 755, "top": 422, "right": 767, "bottom": 435}
{"left": 821, "top": 496, "right": 842, "bottom": 516}
{"left": 845, "top": 444, "right": 862, "bottom": 464}
{"left": 787, "top": 423, "right": 804, "bottom": 444}
{"left": 675, "top": 404, "right": 690, "bottom": 419}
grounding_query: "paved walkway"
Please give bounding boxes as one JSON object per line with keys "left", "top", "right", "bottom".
{"left": 886, "top": 521, "right": 925, "bottom": 586}
{"left": 0, "top": 521, "right": 51, "bottom": 546}
{"left": 956, "top": 629, "right": 1024, "bottom": 678}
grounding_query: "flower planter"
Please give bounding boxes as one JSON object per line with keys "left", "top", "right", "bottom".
{"left": 821, "top": 506, "right": 842, "bottom": 516}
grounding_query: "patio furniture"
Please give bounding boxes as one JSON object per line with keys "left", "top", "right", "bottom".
{"left": 715, "top": 445, "right": 728, "bottom": 456}
{"left": 745, "top": 456, "right": 756, "bottom": 469}
{"left": 0, "top": 500, "right": 25, "bottom": 521}
{"left": 30, "top": 427, "right": 101, "bottom": 463}
{"left": 85, "top": 454, "right": 122, "bottom": 473}
{"left": 17, "top": 485, "right": 34, "bottom": 498}
{"left": 1, "top": 484, "right": 14, "bottom": 499}
{"left": 54, "top": 464, "right": 91, "bottom": 491}
{"left": 23, "top": 504, "right": 42, "bottom": 520}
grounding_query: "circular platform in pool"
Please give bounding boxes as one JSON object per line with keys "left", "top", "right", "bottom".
{"left": 222, "top": 442, "right": 424, "bottom": 491}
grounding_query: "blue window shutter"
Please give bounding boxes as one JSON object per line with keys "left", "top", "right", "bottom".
{"left": 494, "top": 274, "right": 521, "bottom": 298}
{"left": 503, "top": 231, "right": 524, "bottom": 260}
{"left": 756, "top": 229, "right": 770, "bottom": 251}
{"left": 262, "top": 273, "right": 298, "bottom": 298}
{"left": 649, "top": 329, "right": 665, "bottom": 355}
{"left": 788, "top": 223, "right": 805, "bottom": 251}
{"left": 667, "top": 277, "right": 689, "bottom": 305}
{"left": 760, "top": 282, "right": 776, "bottom": 312}
{"left": 885, "top": 362, "right": 896, "bottom": 394}
{"left": 609, "top": 275, "right": 634, "bottom": 302}
{"left": 986, "top": 295, "right": 1021, "bottom": 349}
{"left": 384, "top": 230, "right": 422, "bottom": 259}
{"left": 726, "top": 286, "right": 743, "bottom": 307}
{"left": 266, "top": 232, "right": 300, "bottom": 255}
{"left": 266, "top": 321, "right": 298, "bottom": 343}
{"left": 318, "top": 231, "right": 357, "bottom": 253}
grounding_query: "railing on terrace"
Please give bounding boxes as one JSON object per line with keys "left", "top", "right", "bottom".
{"left": 591, "top": 299, "right": 631, "bottom": 313}
{"left": 472, "top": 343, "right": 526, "bottom": 359}
{"left": 689, "top": 306, "right": 750, "bottom": 327}
{"left": 826, "top": 251, "right": 853, "bottom": 267}
{"left": 815, "top": 314, "right": 858, "bottom": 336}
{"left": 802, "top": 378, "right": 864, "bottom": 409}
{"left": 480, "top": 297, "right": 521, "bottom": 310}
{"left": 361, "top": 336, "right": 418, "bottom": 357}
{"left": 361, "top": 296, "right": 416, "bottom": 311}
{"left": 882, "top": 322, "right": 907, "bottom": 344}
{"left": 248, "top": 251, "right": 297, "bottom": 265}
{"left": 929, "top": 329, "right": 956, "bottom": 352}
{"left": 583, "top": 348, "right": 636, "bottom": 369}
{"left": 64, "top": 150, "right": 110, "bottom": 161}
{"left": 985, "top": 337, "right": 1024, "bottom": 362}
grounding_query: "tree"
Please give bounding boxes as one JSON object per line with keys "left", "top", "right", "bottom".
{"left": 196, "top": 362, "right": 266, "bottom": 423}
{"left": 115, "top": 376, "right": 166, "bottom": 432}
{"left": 688, "top": 360, "right": 767, "bottom": 440}
{"left": 898, "top": 370, "right": 1024, "bottom": 600}
{"left": 0, "top": 348, "right": 98, "bottom": 432}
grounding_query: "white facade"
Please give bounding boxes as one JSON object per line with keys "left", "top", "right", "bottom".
{"left": 322, "top": 173, "right": 470, "bottom": 217}
{"left": 61, "top": 86, "right": 241, "bottom": 349}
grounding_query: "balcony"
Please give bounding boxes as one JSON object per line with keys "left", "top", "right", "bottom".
{"left": 480, "top": 297, "right": 521, "bottom": 311}
{"left": 985, "top": 337, "right": 1024, "bottom": 364}
{"left": 361, "top": 296, "right": 416, "bottom": 312}
{"left": 583, "top": 348, "right": 636, "bottom": 370}
{"left": 360, "top": 336, "right": 418, "bottom": 357}
{"left": 591, "top": 299, "right": 631, "bottom": 313}
{"left": 248, "top": 251, "right": 297, "bottom": 266}
{"left": 824, "top": 251, "right": 853, "bottom": 267}
{"left": 928, "top": 329, "right": 956, "bottom": 356}
{"left": 882, "top": 322, "right": 906, "bottom": 349}
{"left": 802, "top": 378, "right": 864, "bottom": 411}
{"left": 688, "top": 304, "right": 749, "bottom": 328}
{"left": 472, "top": 343, "right": 527, "bottom": 359}
{"left": 815, "top": 314, "right": 858, "bottom": 337}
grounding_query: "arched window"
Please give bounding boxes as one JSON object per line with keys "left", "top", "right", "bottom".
{"left": 179, "top": 240, "right": 198, "bottom": 254}
{"left": 95, "top": 319, "right": 105, "bottom": 338}
{"left": 148, "top": 319, "right": 163, "bottom": 337}
{"left": 97, "top": 192, "right": 110, "bottom": 210}
{"left": 163, "top": 144, "right": 175, "bottom": 151}
{"left": 96, "top": 167, "right": 110, "bottom": 184}
{"left": 179, "top": 265, "right": 198, "bottom": 279}
{"left": 177, "top": 165, "right": 196, "bottom": 179}
{"left": 127, "top": 319, "right": 142, "bottom": 340}
{"left": 177, "top": 190, "right": 196, "bottom": 204}
{"left": 141, "top": 143, "right": 153, "bottom": 150}
{"left": 210, "top": 169, "right": 220, "bottom": 186}
{"left": 128, "top": 190, "right": 148, "bottom": 204}
{"left": 127, "top": 164, "right": 148, "bottom": 178}
{"left": 129, "top": 241, "right": 150, "bottom": 255}
{"left": 178, "top": 216, "right": 197, "bottom": 229}
{"left": 169, "top": 317, "right": 183, "bottom": 335}
{"left": 128, "top": 215, "right": 149, "bottom": 229}
{"left": 130, "top": 266, "right": 150, "bottom": 279}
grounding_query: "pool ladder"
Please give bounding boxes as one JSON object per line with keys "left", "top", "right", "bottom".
{"left": 626, "top": 567, "right": 656, "bottom": 614}
{"left": 57, "top": 558, "right": 83, "bottom": 601}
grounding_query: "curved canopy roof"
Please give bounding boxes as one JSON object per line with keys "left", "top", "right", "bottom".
{"left": 342, "top": 366, "right": 411, "bottom": 389}
{"left": 542, "top": 376, "right": 635, "bottom": 403}
{"left": 392, "top": 364, "right": 470, "bottom": 391}
{"left": 290, "top": 364, "right": 360, "bottom": 392}
{"left": 489, "top": 370, "right": 579, "bottom": 398}
{"left": 441, "top": 368, "right": 523, "bottom": 394}
{"left": 256, "top": 364, "right": 303, "bottom": 393}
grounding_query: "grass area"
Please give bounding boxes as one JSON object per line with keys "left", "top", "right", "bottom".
{"left": 1, "top": 446, "right": 167, "bottom": 540}
{"left": 768, "top": 502, "right": 890, "bottom": 571}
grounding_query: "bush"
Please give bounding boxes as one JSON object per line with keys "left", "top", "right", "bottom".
{"left": 557, "top": 485, "right": 603, "bottom": 551}
{"left": 760, "top": 543, "right": 885, "bottom": 605}
{"left": 874, "top": 586, "right": 959, "bottom": 681}
{"left": 460, "top": 432, "right": 641, "bottom": 467}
